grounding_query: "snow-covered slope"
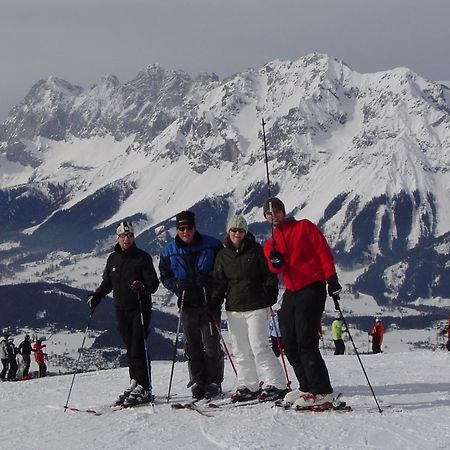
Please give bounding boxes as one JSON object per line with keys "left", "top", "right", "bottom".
{"left": 1, "top": 351, "right": 448, "bottom": 449}
{"left": 1, "top": 53, "right": 449, "bottom": 309}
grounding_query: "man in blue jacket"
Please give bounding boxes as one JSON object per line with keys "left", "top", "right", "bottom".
{"left": 159, "top": 211, "right": 223, "bottom": 400}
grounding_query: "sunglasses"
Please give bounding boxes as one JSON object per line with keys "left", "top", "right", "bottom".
{"left": 230, "top": 228, "right": 246, "bottom": 233}
{"left": 264, "top": 208, "right": 281, "bottom": 216}
{"left": 177, "top": 225, "right": 194, "bottom": 232}
{"left": 118, "top": 233, "right": 134, "bottom": 239}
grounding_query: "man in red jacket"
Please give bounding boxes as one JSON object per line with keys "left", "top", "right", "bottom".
{"left": 262, "top": 197, "right": 342, "bottom": 408}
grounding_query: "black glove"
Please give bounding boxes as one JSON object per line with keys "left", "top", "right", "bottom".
{"left": 130, "top": 280, "right": 145, "bottom": 293}
{"left": 195, "top": 272, "right": 211, "bottom": 288}
{"left": 327, "top": 273, "right": 342, "bottom": 298}
{"left": 270, "top": 250, "right": 284, "bottom": 268}
{"left": 265, "top": 286, "right": 279, "bottom": 305}
{"left": 87, "top": 293, "right": 101, "bottom": 314}
{"left": 207, "top": 306, "right": 221, "bottom": 318}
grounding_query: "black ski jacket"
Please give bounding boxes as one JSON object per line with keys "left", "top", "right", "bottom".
{"left": 94, "top": 243, "right": 159, "bottom": 311}
{"left": 210, "top": 233, "right": 278, "bottom": 312}
{"left": 18, "top": 340, "right": 33, "bottom": 356}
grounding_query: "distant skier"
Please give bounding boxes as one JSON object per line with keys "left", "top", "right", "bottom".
{"left": 18, "top": 335, "right": 33, "bottom": 379}
{"left": 368, "top": 317, "right": 384, "bottom": 354}
{"left": 331, "top": 316, "right": 345, "bottom": 355}
{"left": 262, "top": 197, "right": 342, "bottom": 408}
{"left": 6, "top": 337, "right": 18, "bottom": 381}
{"left": 159, "top": 210, "right": 223, "bottom": 400}
{"left": 88, "top": 221, "right": 159, "bottom": 406}
{"left": 33, "top": 339, "right": 47, "bottom": 377}
{"left": 446, "top": 312, "right": 450, "bottom": 351}
{"left": 0, "top": 336, "right": 8, "bottom": 381}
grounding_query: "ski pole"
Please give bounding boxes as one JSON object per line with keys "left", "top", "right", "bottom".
{"left": 269, "top": 307, "right": 291, "bottom": 389}
{"left": 262, "top": 118, "right": 272, "bottom": 199}
{"left": 261, "top": 118, "right": 277, "bottom": 248}
{"left": 137, "top": 291, "right": 153, "bottom": 399}
{"left": 63, "top": 314, "right": 92, "bottom": 412}
{"left": 210, "top": 314, "right": 238, "bottom": 377}
{"left": 332, "top": 296, "right": 383, "bottom": 414}
{"left": 167, "top": 291, "right": 185, "bottom": 402}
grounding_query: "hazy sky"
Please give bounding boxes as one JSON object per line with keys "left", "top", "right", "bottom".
{"left": 1, "top": 0, "right": 450, "bottom": 121}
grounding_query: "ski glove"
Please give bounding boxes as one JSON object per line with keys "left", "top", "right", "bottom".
{"left": 265, "top": 286, "right": 279, "bottom": 305}
{"left": 269, "top": 250, "right": 284, "bottom": 268}
{"left": 87, "top": 294, "right": 102, "bottom": 314}
{"left": 327, "top": 273, "right": 342, "bottom": 298}
{"left": 130, "top": 280, "right": 145, "bottom": 293}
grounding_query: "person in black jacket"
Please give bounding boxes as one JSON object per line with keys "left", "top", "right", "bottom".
{"left": 88, "top": 221, "right": 159, "bottom": 406}
{"left": 0, "top": 336, "right": 9, "bottom": 381}
{"left": 211, "top": 215, "right": 288, "bottom": 402}
{"left": 18, "top": 335, "right": 33, "bottom": 379}
{"left": 159, "top": 211, "right": 223, "bottom": 400}
{"left": 6, "top": 337, "right": 18, "bottom": 381}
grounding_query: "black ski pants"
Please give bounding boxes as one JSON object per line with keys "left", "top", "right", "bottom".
{"left": 22, "top": 354, "right": 31, "bottom": 377}
{"left": 333, "top": 339, "right": 345, "bottom": 355}
{"left": 37, "top": 361, "right": 47, "bottom": 377}
{"left": 116, "top": 308, "right": 151, "bottom": 390}
{"left": 279, "top": 282, "right": 333, "bottom": 394}
{"left": 181, "top": 307, "right": 221, "bottom": 386}
{"left": 372, "top": 338, "right": 382, "bottom": 354}
{"left": 8, "top": 357, "right": 17, "bottom": 380}
{"left": 0, "top": 359, "right": 8, "bottom": 379}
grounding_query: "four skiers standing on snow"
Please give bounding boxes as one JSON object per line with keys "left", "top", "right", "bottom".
{"left": 84, "top": 197, "right": 346, "bottom": 407}
{"left": 210, "top": 215, "right": 288, "bottom": 402}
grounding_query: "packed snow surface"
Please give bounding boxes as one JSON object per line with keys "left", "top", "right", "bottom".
{"left": 1, "top": 351, "right": 448, "bottom": 449}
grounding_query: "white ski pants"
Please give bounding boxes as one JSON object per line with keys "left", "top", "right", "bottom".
{"left": 226, "top": 307, "right": 285, "bottom": 392}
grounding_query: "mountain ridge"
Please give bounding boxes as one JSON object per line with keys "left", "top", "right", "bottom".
{"left": 0, "top": 52, "right": 449, "bottom": 311}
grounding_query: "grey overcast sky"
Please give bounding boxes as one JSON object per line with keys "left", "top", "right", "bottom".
{"left": 1, "top": 0, "right": 450, "bottom": 121}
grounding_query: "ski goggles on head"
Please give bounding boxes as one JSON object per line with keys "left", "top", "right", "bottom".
{"left": 229, "top": 228, "right": 246, "bottom": 233}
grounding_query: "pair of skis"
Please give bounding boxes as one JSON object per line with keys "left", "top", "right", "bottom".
{"left": 66, "top": 396, "right": 157, "bottom": 416}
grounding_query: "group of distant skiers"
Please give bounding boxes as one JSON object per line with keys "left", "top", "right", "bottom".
{"left": 0, "top": 334, "right": 47, "bottom": 381}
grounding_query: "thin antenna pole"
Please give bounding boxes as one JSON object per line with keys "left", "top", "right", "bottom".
{"left": 261, "top": 118, "right": 276, "bottom": 248}
{"left": 262, "top": 118, "right": 272, "bottom": 198}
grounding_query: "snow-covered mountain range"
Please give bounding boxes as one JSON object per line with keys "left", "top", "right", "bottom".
{"left": 1, "top": 53, "right": 449, "bottom": 327}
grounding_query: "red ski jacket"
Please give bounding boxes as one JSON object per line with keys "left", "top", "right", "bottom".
{"left": 369, "top": 322, "right": 384, "bottom": 345}
{"left": 263, "top": 218, "right": 336, "bottom": 292}
{"left": 33, "top": 342, "right": 46, "bottom": 364}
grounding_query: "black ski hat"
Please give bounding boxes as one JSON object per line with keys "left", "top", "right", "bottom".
{"left": 176, "top": 211, "right": 196, "bottom": 228}
{"left": 263, "top": 197, "right": 286, "bottom": 217}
